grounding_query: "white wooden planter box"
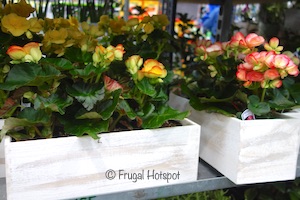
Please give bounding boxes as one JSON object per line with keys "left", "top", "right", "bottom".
{"left": 4, "top": 118, "right": 200, "bottom": 200}
{"left": 0, "top": 119, "right": 5, "bottom": 178}
{"left": 168, "top": 93, "right": 300, "bottom": 185}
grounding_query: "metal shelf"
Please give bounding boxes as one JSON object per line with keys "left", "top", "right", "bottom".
{"left": 1, "top": 154, "right": 300, "bottom": 200}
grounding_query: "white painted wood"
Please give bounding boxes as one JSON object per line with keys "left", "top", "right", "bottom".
{"left": 168, "top": 92, "right": 190, "bottom": 112}
{"left": 189, "top": 110, "right": 300, "bottom": 185}
{"left": 169, "top": 92, "right": 300, "bottom": 185}
{"left": 0, "top": 119, "right": 5, "bottom": 178}
{"left": 4, "top": 118, "right": 200, "bottom": 200}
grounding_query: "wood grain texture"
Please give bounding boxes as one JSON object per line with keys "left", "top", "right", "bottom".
{"left": 169, "top": 93, "right": 300, "bottom": 185}
{"left": 189, "top": 110, "right": 300, "bottom": 185}
{"left": 5, "top": 119, "right": 200, "bottom": 200}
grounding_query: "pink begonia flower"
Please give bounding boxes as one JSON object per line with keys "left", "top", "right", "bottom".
{"left": 244, "top": 52, "right": 260, "bottom": 65}
{"left": 264, "top": 69, "right": 280, "bottom": 80}
{"left": 206, "top": 42, "right": 223, "bottom": 57}
{"left": 246, "top": 71, "right": 264, "bottom": 82}
{"left": 273, "top": 54, "right": 290, "bottom": 69}
{"left": 230, "top": 32, "right": 247, "bottom": 48}
{"left": 236, "top": 68, "right": 247, "bottom": 81}
{"left": 245, "top": 33, "right": 265, "bottom": 48}
{"left": 270, "top": 79, "right": 282, "bottom": 88}
{"left": 286, "top": 60, "right": 300, "bottom": 76}
{"left": 104, "top": 75, "right": 123, "bottom": 92}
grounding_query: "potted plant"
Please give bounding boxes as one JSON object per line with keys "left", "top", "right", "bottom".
{"left": 0, "top": 1, "right": 200, "bottom": 199}
{"left": 170, "top": 31, "right": 300, "bottom": 185}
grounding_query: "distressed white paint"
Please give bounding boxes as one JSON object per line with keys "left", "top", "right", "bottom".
{"left": 169, "top": 92, "right": 300, "bottom": 185}
{"left": 189, "top": 110, "right": 300, "bottom": 185}
{"left": 0, "top": 119, "right": 5, "bottom": 178}
{"left": 168, "top": 92, "right": 190, "bottom": 112}
{"left": 4, "top": 119, "right": 200, "bottom": 200}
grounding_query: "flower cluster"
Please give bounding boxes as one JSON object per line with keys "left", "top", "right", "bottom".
{"left": 0, "top": 0, "right": 188, "bottom": 141}
{"left": 179, "top": 31, "right": 300, "bottom": 118}
{"left": 6, "top": 42, "right": 42, "bottom": 63}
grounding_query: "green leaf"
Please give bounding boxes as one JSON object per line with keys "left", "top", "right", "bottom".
{"left": 64, "top": 47, "right": 93, "bottom": 63}
{"left": 288, "top": 83, "right": 300, "bottom": 104}
{"left": 182, "top": 83, "right": 237, "bottom": 117}
{"left": 0, "top": 63, "right": 62, "bottom": 91}
{"left": 141, "top": 103, "right": 155, "bottom": 118}
{"left": 96, "top": 89, "right": 122, "bottom": 120}
{"left": 34, "top": 94, "right": 73, "bottom": 115}
{"left": 70, "top": 63, "right": 106, "bottom": 78}
{"left": 153, "top": 87, "right": 168, "bottom": 101}
{"left": 0, "top": 108, "right": 50, "bottom": 140}
{"left": 136, "top": 78, "right": 157, "bottom": 97}
{"left": 18, "top": 107, "right": 51, "bottom": 123}
{"left": 0, "top": 63, "right": 41, "bottom": 90}
{"left": 67, "top": 82, "right": 105, "bottom": 111}
{"left": 41, "top": 58, "right": 74, "bottom": 71}
{"left": 61, "top": 118, "right": 109, "bottom": 139}
{"left": 0, "top": 117, "right": 34, "bottom": 141}
{"left": 268, "top": 89, "right": 295, "bottom": 110}
{"left": 142, "top": 106, "right": 189, "bottom": 129}
{"left": 248, "top": 95, "right": 270, "bottom": 116}
{"left": 117, "top": 99, "right": 136, "bottom": 120}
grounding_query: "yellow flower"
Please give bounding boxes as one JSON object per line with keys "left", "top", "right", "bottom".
{"left": 98, "top": 15, "right": 111, "bottom": 30}
{"left": 44, "top": 28, "right": 68, "bottom": 44}
{"left": 29, "top": 18, "right": 43, "bottom": 33}
{"left": 23, "top": 42, "right": 42, "bottom": 63}
{"left": 1, "top": 13, "right": 30, "bottom": 36}
{"left": 68, "top": 16, "right": 79, "bottom": 28}
{"left": 138, "top": 59, "right": 167, "bottom": 80}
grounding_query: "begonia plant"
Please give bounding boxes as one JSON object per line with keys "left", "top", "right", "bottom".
{"left": 179, "top": 31, "right": 300, "bottom": 118}
{"left": 0, "top": 0, "right": 188, "bottom": 141}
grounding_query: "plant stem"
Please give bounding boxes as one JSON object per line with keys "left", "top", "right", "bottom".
{"left": 261, "top": 88, "right": 266, "bottom": 102}
{"left": 33, "top": 126, "right": 43, "bottom": 138}
{"left": 95, "top": 73, "right": 101, "bottom": 83}
{"left": 109, "top": 112, "right": 123, "bottom": 132}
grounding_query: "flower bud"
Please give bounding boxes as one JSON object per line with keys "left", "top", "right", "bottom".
{"left": 125, "top": 55, "right": 143, "bottom": 75}
{"left": 104, "top": 75, "right": 123, "bottom": 92}
{"left": 26, "top": 30, "right": 33, "bottom": 39}
{"left": 270, "top": 79, "right": 282, "bottom": 88}
{"left": 7, "top": 45, "right": 26, "bottom": 60}
{"left": 114, "top": 44, "right": 125, "bottom": 61}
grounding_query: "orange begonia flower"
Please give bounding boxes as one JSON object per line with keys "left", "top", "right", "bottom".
{"left": 6, "top": 45, "right": 26, "bottom": 60}
{"left": 139, "top": 59, "right": 167, "bottom": 80}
